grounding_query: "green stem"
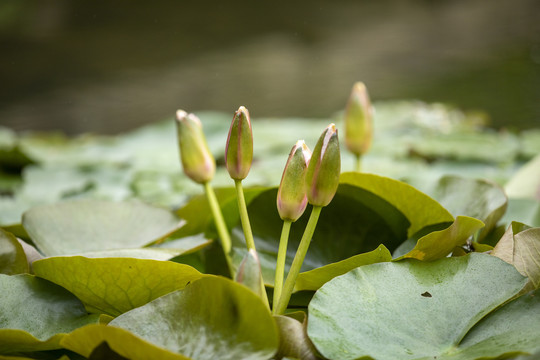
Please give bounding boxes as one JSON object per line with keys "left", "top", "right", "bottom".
{"left": 203, "top": 182, "right": 233, "bottom": 275}
{"left": 234, "top": 179, "right": 256, "bottom": 250}
{"left": 355, "top": 155, "right": 362, "bottom": 172}
{"left": 234, "top": 179, "right": 270, "bottom": 309}
{"left": 272, "top": 220, "right": 292, "bottom": 314}
{"left": 275, "top": 206, "right": 322, "bottom": 315}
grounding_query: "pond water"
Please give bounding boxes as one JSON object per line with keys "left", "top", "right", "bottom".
{"left": 0, "top": 0, "right": 539, "bottom": 134}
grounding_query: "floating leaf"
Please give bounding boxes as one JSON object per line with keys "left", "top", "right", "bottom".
{"left": 0, "top": 228, "right": 28, "bottom": 275}
{"left": 0, "top": 274, "right": 99, "bottom": 354}
{"left": 33, "top": 257, "right": 203, "bottom": 317}
{"left": 22, "top": 199, "right": 182, "bottom": 256}
{"left": 339, "top": 172, "right": 454, "bottom": 237}
{"left": 449, "top": 289, "right": 540, "bottom": 359}
{"left": 408, "top": 131, "right": 520, "bottom": 164}
{"left": 61, "top": 324, "right": 188, "bottom": 360}
{"left": 505, "top": 153, "right": 540, "bottom": 200}
{"left": 109, "top": 276, "right": 278, "bottom": 360}
{"left": 294, "top": 245, "right": 392, "bottom": 292}
{"left": 492, "top": 223, "right": 540, "bottom": 292}
{"left": 307, "top": 253, "right": 529, "bottom": 360}
{"left": 399, "top": 216, "right": 485, "bottom": 261}
{"left": 428, "top": 176, "right": 507, "bottom": 240}
{"left": 502, "top": 198, "right": 540, "bottom": 228}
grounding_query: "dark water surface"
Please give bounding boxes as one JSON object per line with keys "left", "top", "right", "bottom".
{"left": 1, "top": 0, "right": 539, "bottom": 134}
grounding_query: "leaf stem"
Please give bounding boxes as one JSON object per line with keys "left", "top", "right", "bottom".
{"left": 234, "top": 179, "right": 256, "bottom": 250}
{"left": 272, "top": 220, "right": 292, "bottom": 314}
{"left": 275, "top": 205, "right": 322, "bottom": 315}
{"left": 203, "top": 182, "right": 233, "bottom": 275}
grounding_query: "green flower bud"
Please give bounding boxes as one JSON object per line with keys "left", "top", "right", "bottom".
{"left": 277, "top": 140, "right": 311, "bottom": 222}
{"left": 175, "top": 110, "right": 215, "bottom": 184}
{"left": 344, "top": 82, "right": 373, "bottom": 156}
{"left": 235, "top": 249, "right": 265, "bottom": 300}
{"left": 225, "top": 106, "right": 253, "bottom": 180}
{"left": 306, "top": 124, "right": 341, "bottom": 207}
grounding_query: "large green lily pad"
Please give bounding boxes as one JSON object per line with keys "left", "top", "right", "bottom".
{"left": 340, "top": 172, "right": 454, "bottom": 237}
{"left": 307, "top": 253, "right": 531, "bottom": 360}
{"left": 0, "top": 274, "right": 99, "bottom": 354}
{"left": 108, "top": 276, "right": 278, "bottom": 360}
{"left": 33, "top": 257, "right": 203, "bottom": 317}
{"left": 22, "top": 199, "right": 183, "bottom": 256}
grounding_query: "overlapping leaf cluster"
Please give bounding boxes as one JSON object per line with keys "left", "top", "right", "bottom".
{"left": 1, "top": 101, "right": 540, "bottom": 360}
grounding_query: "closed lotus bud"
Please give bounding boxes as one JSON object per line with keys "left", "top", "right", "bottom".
{"left": 306, "top": 124, "right": 341, "bottom": 207}
{"left": 225, "top": 106, "right": 253, "bottom": 180}
{"left": 344, "top": 82, "right": 373, "bottom": 156}
{"left": 277, "top": 140, "right": 311, "bottom": 222}
{"left": 175, "top": 110, "right": 215, "bottom": 184}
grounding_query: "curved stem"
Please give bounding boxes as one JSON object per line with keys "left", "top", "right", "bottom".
{"left": 272, "top": 220, "right": 292, "bottom": 314}
{"left": 203, "top": 182, "right": 233, "bottom": 275}
{"left": 234, "top": 179, "right": 256, "bottom": 251}
{"left": 275, "top": 206, "right": 322, "bottom": 315}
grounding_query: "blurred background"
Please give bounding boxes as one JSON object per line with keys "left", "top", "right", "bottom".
{"left": 0, "top": 0, "right": 539, "bottom": 135}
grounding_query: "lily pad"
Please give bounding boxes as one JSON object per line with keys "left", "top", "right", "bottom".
{"left": 294, "top": 245, "right": 392, "bottom": 292}
{"left": 22, "top": 199, "right": 183, "bottom": 256}
{"left": 407, "top": 131, "right": 520, "bottom": 164}
{"left": 307, "top": 253, "right": 529, "bottom": 360}
{"left": 109, "top": 276, "right": 278, "bottom": 360}
{"left": 501, "top": 198, "right": 540, "bottom": 228}
{"left": 33, "top": 257, "right": 203, "bottom": 317}
{"left": 0, "top": 274, "right": 99, "bottom": 354}
{"left": 448, "top": 289, "right": 540, "bottom": 359}
{"left": 398, "top": 215, "right": 485, "bottom": 261}
{"left": 492, "top": 223, "right": 540, "bottom": 293}
{"left": 0, "top": 228, "right": 28, "bottom": 275}
{"left": 339, "top": 172, "right": 454, "bottom": 237}
{"left": 61, "top": 324, "right": 189, "bottom": 360}
{"left": 505, "top": 153, "right": 540, "bottom": 200}
{"left": 428, "top": 176, "right": 507, "bottom": 240}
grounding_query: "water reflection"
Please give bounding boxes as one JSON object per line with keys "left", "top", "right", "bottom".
{"left": 0, "top": 0, "right": 538, "bottom": 134}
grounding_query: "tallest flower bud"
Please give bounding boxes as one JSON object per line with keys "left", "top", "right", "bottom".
{"left": 306, "top": 124, "right": 341, "bottom": 207}
{"left": 344, "top": 82, "right": 373, "bottom": 156}
{"left": 225, "top": 106, "right": 253, "bottom": 180}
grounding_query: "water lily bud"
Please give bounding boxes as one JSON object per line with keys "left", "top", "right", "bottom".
{"left": 277, "top": 140, "right": 311, "bottom": 222}
{"left": 344, "top": 82, "right": 373, "bottom": 156}
{"left": 306, "top": 124, "right": 341, "bottom": 207}
{"left": 235, "top": 249, "right": 265, "bottom": 300}
{"left": 175, "top": 110, "right": 215, "bottom": 184}
{"left": 225, "top": 106, "right": 253, "bottom": 180}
